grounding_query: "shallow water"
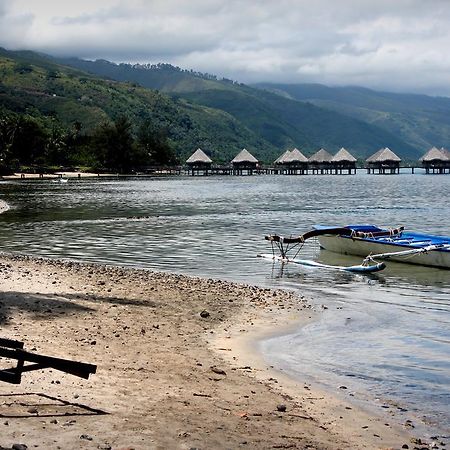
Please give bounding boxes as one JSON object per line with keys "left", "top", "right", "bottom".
{"left": 0, "top": 171, "right": 449, "bottom": 437}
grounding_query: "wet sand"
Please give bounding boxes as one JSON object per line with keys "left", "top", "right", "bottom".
{"left": 0, "top": 254, "right": 423, "bottom": 449}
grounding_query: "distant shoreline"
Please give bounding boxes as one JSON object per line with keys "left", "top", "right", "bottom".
{"left": 1, "top": 171, "right": 115, "bottom": 180}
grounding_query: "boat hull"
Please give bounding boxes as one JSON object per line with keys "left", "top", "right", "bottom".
{"left": 318, "top": 235, "right": 450, "bottom": 269}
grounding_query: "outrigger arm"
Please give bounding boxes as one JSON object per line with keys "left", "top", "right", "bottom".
{"left": 364, "top": 243, "right": 450, "bottom": 264}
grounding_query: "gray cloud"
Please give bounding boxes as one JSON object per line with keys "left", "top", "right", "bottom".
{"left": 1, "top": 0, "right": 450, "bottom": 95}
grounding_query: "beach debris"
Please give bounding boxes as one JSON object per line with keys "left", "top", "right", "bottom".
{"left": 80, "top": 434, "right": 93, "bottom": 441}
{"left": 210, "top": 366, "right": 226, "bottom": 376}
{"left": 199, "top": 310, "right": 210, "bottom": 318}
{"left": 0, "top": 337, "right": 96, "bottom": 384}
{"left": 193, "top": 392, "right": 211, "bottom": 398}
{"left": 276, "top": 404, "right": 287, "bottom": 412}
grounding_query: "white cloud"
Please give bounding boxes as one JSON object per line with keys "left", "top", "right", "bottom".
{"left": 1, "top": 0, "right": 450, "bottom": 95}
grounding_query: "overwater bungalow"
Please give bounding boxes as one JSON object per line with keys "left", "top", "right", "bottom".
{"left": 274, "top": 150, "right": 292, "bottom": 166}
{"left": 420, "top": 147, "right": 450, "bottom": 174}
{"left": 186, "top": 148, "right": 213, "bottom": 175}
{"left": 272, "top": 150, "right": 291, "bottom": 174}
{"left": 284, "top": 148, "right": 308, "bottom": 174}
{"left": 308, "top": 148, "right": 333, "bottom": 174}
{"left": 331, "top": 147, "right": 357, "bottom": 174}
{"left": 231, "top": 148, "right": 258, "bottom": 175}
{"left": 366, "top": 147, "right": 401, "bottom": 174}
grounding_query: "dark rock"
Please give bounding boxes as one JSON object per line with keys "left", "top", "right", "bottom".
{"left": 276, "top": 404, "right": 287, "bottom": 412}
{"left": 210, "top": 366, "right": 226, "bottom": 375}
{"left": 200, "top": 310, "right": 210, "bottom": 318}
{"left": 80, "top": 434, "right": 93, "bottom": 441}
{"left": 12, "top": 445, "right": 28, "bottom": 450}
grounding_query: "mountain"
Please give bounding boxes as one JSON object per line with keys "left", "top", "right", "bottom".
{"left": 253, "top": 83, "right": 450, "bottom": 154}
{"left": 0, "top": 48, "right": 275, "bottom": 163}
{"left": 53, "top": 56, "right": 420, "bottom": 160}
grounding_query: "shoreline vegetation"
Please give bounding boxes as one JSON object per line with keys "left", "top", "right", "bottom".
{"left": 0, "top": 252, "right": 425, "bottom": 450}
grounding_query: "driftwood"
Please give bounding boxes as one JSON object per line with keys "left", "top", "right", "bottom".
{"left": 0, "top": 337, "right": 96, "bottom": 384}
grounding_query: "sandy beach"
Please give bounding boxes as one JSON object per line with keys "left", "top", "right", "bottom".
{"left": 0, "top": 253, "right": 427, "bottom": 450}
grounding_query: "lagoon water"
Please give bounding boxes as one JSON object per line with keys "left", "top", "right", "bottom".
{"left": 0, "top": 171, "right": 449, "bottom": 438}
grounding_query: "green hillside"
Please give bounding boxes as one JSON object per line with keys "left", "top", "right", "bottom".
{"left": 0, "top": 48, "right": 276, "bottom": 165}
{"left": 254, "top": 83, "right": 450, "bottom": 153}
{"left": 54, "top": 56, "right": 420, "bottom": 159}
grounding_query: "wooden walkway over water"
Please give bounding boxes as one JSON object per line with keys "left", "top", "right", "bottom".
{"left": 114, "top": 165, "right": 449, "bottom": 176}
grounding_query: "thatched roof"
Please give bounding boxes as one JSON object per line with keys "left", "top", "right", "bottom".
{"left": 186, "top": 148, "right": 213, "bottom": 164}
{"left": 440, "top": 147, "right": 450, "bottom": 159}
{"left": 231, "top": 148, "right": 258, "bottom": 164}
{"left": 274, "top": 150, "right": 291, "bottom": 164}
{"left": 366, "top": 147, "right": 401, "bottom": 163}
{"left": 332, "top": 147, "right": 357, "bottom": 162}
{"left": 419, "top": 147, "right": 450, "bottom": 162}
{"left": 308, "top": 148, "right": 333, "bottom": 163}
{"left": 285, "top": 148, "right": 308, "bottom": 163}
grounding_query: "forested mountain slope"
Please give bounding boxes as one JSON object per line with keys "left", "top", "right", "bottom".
{"left": 55, "top": 56, "right": 420, "bottom": 159}
{"left": 254, "top": 82, "right": 450, "bottom": 153}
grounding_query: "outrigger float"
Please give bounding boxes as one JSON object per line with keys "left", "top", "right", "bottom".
{"left": 260, "top": 225, "right": 450, "bottom": 273}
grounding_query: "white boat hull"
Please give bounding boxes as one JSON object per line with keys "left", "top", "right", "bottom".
{"left": 318, "top": 236, "right": 450, "bottom": 269}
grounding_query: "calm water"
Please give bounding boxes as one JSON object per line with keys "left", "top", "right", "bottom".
{"left": 0, "top": 171, "right": 449, "bottom": 438}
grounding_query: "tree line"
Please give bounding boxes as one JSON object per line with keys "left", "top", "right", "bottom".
{"left": 0, "top": 112, "right": 178, "bottom": 175}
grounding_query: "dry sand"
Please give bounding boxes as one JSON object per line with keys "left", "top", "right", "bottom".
{"left": 0, "top": 254, "right": 427, "bottom": 449}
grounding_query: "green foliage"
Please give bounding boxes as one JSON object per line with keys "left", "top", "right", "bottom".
{"left": 91, "top": 116, "right": 143, "bottom": 173}
{"left": 137, "top": 119, "right": 177, "bottom": 165}
{"left": 254, "top": 83, "right": 450, "bottom": 156}
{"left": 56, "top": 55, "right": 424, "bottom": 159}
{"left": 2, "top": 47, "right": 444, "bottom": 167}
{"left": 0, "top": 48, "right": 278, "bottom": 165}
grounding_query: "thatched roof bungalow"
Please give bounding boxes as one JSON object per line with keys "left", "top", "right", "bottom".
{"left": 186, "top": 148, "right": 212, "bottom": 165}
{"left": 186, "top": 148, "right": 213, "bottom": 175}
{"left": 274, "top": 150, "right": 292, "bottom": 165}
{"left": 420, "top": 147, "right": 450, "bottom": 174}
{"left": 331, "top": 147, "right": 357, "bottom": 174}
{"left": 366, "top": 147, "right": 401, "bottom": 174}
{"left": 286, "top": 148, "right": 308, "bottom": 165}
{"left": 231, "top": 148, "right": 259, "bottom": 174}
{"left": 278, "top": 148, "right": 308, "bottom": 175}
{"left": 308, "top": 148, "right": 333, "bottom": 173}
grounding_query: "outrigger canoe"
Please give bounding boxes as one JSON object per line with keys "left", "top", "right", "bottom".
{"left": 314, "top": 225, "right": 450, "bottom": 269}
{"left": 261, "top": 225, "right": 450, "bottom": 272}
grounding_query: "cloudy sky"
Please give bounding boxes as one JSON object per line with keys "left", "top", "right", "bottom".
{"left": 1, "top": 0, "right": 450, "bottom": 96}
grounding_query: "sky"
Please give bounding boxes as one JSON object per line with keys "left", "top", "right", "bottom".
{"left": 1, "top": 0, "right": 450, "bottom": 96}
